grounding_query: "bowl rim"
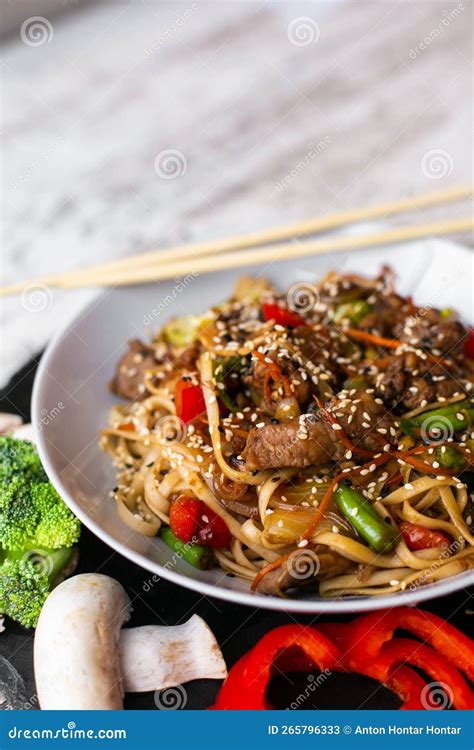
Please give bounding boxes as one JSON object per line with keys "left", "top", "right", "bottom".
{"left": 32, "top": 245, "right": 474, "bottom": 613}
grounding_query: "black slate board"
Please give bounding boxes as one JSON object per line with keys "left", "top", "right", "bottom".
{"left": 0, "top": 356, "right": 472, "bottom": 710}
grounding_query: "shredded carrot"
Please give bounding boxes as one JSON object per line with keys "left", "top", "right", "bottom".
{"left": 345, "top": 328, "right": 402, "bottom": 349}
{"left": 394, "top": 451, "right": 457, "bottom": 477}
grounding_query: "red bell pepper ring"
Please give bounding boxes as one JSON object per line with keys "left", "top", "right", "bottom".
{"left": 399, "top": 522, "right": 451, "bottom": 550}
{"left": 175, "top": 378, "right": 206, "bottom": 423}
{"left": 211, "top": 625, "right": 341, "bottom": 710}
{"left": 262, "top": 302, "right": 306, "bottom": 328}
{"left": 464, "top": 328, "right": 474, "bottom": 359}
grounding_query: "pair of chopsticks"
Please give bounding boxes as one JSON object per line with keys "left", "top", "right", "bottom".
{"left": 2, "top": 186, "right": 472, "bottom": 297}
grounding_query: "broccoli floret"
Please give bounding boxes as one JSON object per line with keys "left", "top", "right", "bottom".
{"left": 32, "top": 483, "right": 80, "bottom": 549}
{"left": 0, "top": 548, "right": 76, "bottom": 628}
{"left": 0, "top": 558, "right": 49, "bottom": 628}
{"left": 0, "top": 478, "right": 39, "bottom": 550}
{"left": 0, "top": 437, "right": 81, "bottom": 628}
{"left": 0, "top": 437, "right": 47, "bottom": 485}
{"left": 0, "top": 479, "right": 80, "bottom": 551}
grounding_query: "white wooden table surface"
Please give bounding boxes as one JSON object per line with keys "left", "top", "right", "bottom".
{"left": 1, "top": 0, "right": 472, "bottom": 386}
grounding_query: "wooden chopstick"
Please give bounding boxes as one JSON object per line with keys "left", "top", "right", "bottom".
{"left": 1, "top": 185, "right": 471, "bottom": 297}
{"left": 48, "top": 217, "right": 474, "bottom": 290}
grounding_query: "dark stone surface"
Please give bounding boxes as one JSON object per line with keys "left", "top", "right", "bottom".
{"left": 0, "top": 357, "right": 472, "bottom": 710}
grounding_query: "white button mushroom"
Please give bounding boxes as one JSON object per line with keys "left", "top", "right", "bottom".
{"left": 34, "top": 573, "right": 227, "bottom": 710}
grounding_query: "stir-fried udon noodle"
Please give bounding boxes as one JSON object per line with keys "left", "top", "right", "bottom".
{"left": 101, "top": 269, "right": 474, "bottom": 597}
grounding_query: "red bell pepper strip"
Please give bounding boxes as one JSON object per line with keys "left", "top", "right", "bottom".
{"left": 378, "top": 638, "right": 474, "bottom": 710}
{"left": 262, "top": 302, "right": 306, "bottom": 328}
{"left": 211, "top": 624, "right": 341, "bottom": 710}
{"left": 334, "top": 608, "right": 474, "bottom": 682}
{"left": 465, "top": 328, "right": 474, "bottom": 359}
{"left": 399, "top": 522, "right": 451, "bottom": 550}
{"left": 169, "top": 496, "right": 202, "bottom": 544}
{"left": 174, "top": 378, "right": 206, "bottom": 423}
{"left": 169, "top": 495, "right": 232, "bottom": 549}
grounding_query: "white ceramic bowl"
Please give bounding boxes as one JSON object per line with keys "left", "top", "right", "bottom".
{"left": 33, "top": 239, "right": 474, "bottom": 612}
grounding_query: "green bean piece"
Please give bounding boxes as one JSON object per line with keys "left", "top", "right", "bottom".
{"left": 401, "top": 401, "right": 474, "bottom": 438}
{"left": 435, "top": 445, "right": 467, "bottom": 470}
{"left": 160, "top": 527, "right": 213, "bottom": 570}
{"left": 335, "top": 484, "right": 400, "bottom": 553}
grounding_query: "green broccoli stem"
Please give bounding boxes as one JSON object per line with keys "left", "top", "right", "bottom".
{"left": 335, "top": 483, "right": 400, "bottom": 553}
{"left": 160, "top": 527, "right": 213, "bottom": 569}
{"left": 6, "top": 546, "right": 76, "bottom": 586}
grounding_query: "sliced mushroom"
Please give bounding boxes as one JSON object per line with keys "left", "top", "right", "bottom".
{"left": 34, "top": 573, "right": 227, "bottom": 710}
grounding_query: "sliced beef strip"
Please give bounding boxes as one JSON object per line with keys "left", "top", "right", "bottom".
{"left": 371, "top": 352, "right": 466, "bottom": 411}
{"left": 242, "top": 391, "right": 396, "bottom": 470}
{"left": 110, "top": 339, "right": 161, "bottom": 401}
